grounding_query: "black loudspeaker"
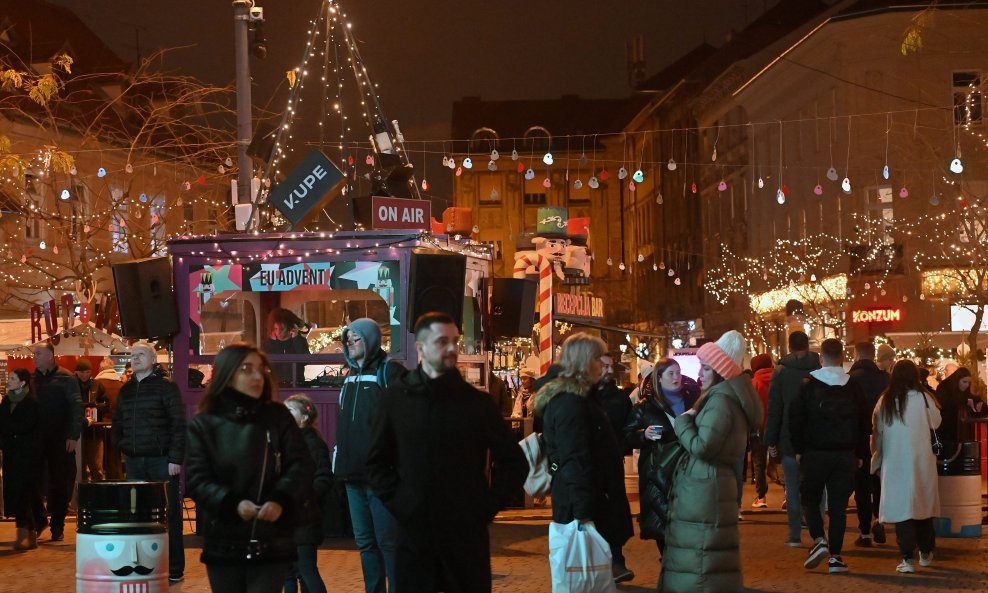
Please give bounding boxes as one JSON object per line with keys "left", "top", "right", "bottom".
{"left": 409, "top": 252, "right": 466, "bottom": 330}
{"left": 111, "top": 257, "right": 179, "bottom": 339}
{"left": 491, "top": 278, "right": 537, "bottom": 338}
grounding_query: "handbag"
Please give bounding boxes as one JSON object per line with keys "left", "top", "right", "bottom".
{"left": 519, "top": 431, "right": 552, "bottom": 498}
{"left": 921, "top": 391, "right": 943, "bottom": 457}
{"left": 548, "top": 520, "right": 616, "bottom": 593}
{"left": 653, "top": 412, "right": 689, "bottom": 500}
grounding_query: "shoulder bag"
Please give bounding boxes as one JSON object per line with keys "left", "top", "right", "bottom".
{"left": 921, "top": 392, "right": 943, "bottom": 457}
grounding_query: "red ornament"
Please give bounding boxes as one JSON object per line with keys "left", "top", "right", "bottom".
{"left": 599, "top": 169, "right": 610, "bottom": 181}
{"left": 782, "top": 184, "right": 790, "bottom": 196}
{"left": 196, "top": 175, "right": 206, "bottom": 185}
{"left": 516, "top": 162, "right": 525, "bottom": 173}
{"left": 691, "top": 182, "right": 697, "bottom": 194}
{"left": 347, "top": 155, "right": 355, "bottom": 166}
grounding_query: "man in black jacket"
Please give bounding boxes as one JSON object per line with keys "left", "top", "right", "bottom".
{"left": 336, "top": 317, "right": 405, "bottom": 593}
{"left": 848, "top": 341, "right": 891, "bottom": 547}
{"left": 34, "top": 343, "right": 83, "bottom": 542}
{"left": 112, "top": 343, "right": 186, "bottom": 583}
{"left": 367, "top": 312, "right": 527, "bottom": 593}
{"left": 76, "top": 358, "right": 108, "bottom": 482}
{"left": 790, "top": 339, "right": 871, "bottom": 575}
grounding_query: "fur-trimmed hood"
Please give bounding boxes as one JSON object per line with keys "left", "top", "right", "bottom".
{"left": 533, "top": 376, "right": 591, "bottom": 416}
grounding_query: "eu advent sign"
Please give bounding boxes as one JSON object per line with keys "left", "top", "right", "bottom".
{"left": 269, "top": 150, "right": 345, "bottom": 227}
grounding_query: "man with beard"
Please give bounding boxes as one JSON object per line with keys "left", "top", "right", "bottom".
{"left": 367, "top": 312, "right": 527, "bottom": 593}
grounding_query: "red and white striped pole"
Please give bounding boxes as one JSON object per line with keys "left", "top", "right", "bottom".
{"left": 513, "top": 253, "right": 553, "bottom": 375}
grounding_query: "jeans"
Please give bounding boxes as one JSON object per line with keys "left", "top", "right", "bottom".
{"left": 800, "top": 450, "right": 856, "bottom": 555}
{"left": 206, "top": 562, "right": 291, "bottom": 593}
{"left": 895, "top": 518, "right": 935, "bottom": 560}
{"left": 285, "top": 544, "right": 327, "bottom": 593}
{"left": 781, "top": 455, "right": 802, "bottom": 542}
{"left": 126, "top": 455, "right": 185, "bottom": 578}
{"left": 41, "top": 437, "right": 75, "bottom": 533}
{"left": 346, "top": 482, "right": 398, "bottom": 593}
{"left": 853, "top": 463, "right": 881, "bottom": 534}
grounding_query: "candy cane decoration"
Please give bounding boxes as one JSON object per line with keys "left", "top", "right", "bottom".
{"left": 513, "top": 253, "right": 553, "bottom": 375}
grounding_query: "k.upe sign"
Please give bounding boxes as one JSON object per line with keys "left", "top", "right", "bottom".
{"left": 371, "top": 196, "right": 431, "bottom": 230}
{"left": 269, "top": 150, "right": 345, "bottom": 226}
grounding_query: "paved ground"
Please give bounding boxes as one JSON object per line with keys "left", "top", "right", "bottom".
{"left": 1, "top": 483, "right": 986, "bottom": 592}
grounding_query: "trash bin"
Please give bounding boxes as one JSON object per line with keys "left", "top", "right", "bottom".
{"left": 934, "top": 441, "right": 982, "bottom": 538}
{"left": 76, "top": 481, "right": 169, "bottom": 593}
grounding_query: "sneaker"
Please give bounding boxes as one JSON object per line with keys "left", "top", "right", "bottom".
{"left": 828, "top": 556, "right": 848, "bottom": 573}
{"left": 751, "top": 497, "right": 768, "bottom": 509}
{"left": 804, "top": 539, "right": 829, "bottom": 569}
{"left": 896, "top": 559, "right": 915, "bottom": 573}
{"left": 49, "top": 529, "right": 64, "bottom": 542}
{"left": 919, "top": 551, "right": 933, "bottom": 567}
{"left": 169, "top": 575, "right": 185, "bottom": 584}
{"left": 612, "top": 564, "right": 634, "bottom": 583}
{"left": 872, "top": 521, "right": 887, "bottom": 544}
{"left": 784, "top": 539, "right": 802, "bottom": 548}
{"left": 854, "top": 534, "right": 873, "bottom": 547}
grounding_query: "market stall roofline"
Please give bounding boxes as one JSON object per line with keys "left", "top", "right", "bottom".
{"left": 554, "top": 315, "right": 666, "bottom": 340}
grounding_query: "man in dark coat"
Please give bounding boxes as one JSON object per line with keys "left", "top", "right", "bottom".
{"left": 367, "top": 312, "right": 527, "bottom": 593}
{"left": 33, "top": 343, "right": 83, "bottom": 542}
{"left": 764, "top": 331, "right": 820, "bottom": 547}
{"left": 112, "top": 343, "right": 186, "bottom": 583}
{"left": 75, "top": 358, "right": 108, "bottom": 482}
{"left": 848, "top": 341, "right": 891, "bottom": 547}
{"left": 337, "top": 317, "right": 405, "bottom": 593}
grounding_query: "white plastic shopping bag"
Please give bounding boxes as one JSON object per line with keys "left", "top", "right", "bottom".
{"left": 548, "top": 520, "right": 616, "bottom": 593}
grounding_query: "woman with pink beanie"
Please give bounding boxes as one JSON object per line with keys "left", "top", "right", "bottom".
{"left": 660, "top": 331, "right": 763, "bottom": 593}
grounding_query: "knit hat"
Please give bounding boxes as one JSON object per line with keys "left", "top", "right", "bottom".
{"left": 750, "top": 353, "right": 774, "bottom": 373}
{"left": 697, "top": 330, "right": 746, "bottom": 380}
{"left": 74, "top": 358, "right": 92, "bottom": 372}
{"left": 876, "top": 343, "right": 896, "bottom": 362}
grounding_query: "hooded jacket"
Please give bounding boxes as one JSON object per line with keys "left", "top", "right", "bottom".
{"left": 848, "top": 359, "right": 890, "bottom": 412}
{"left": 661, "top": 374, "right": 763, "bottom": 593}
{"left": 751, "top": 367, "right": 774, "bottom": 432}
{"left": 789, "top": 367, "right": 871, "bottom": 460}
{"left": 334, "top": 319, "right": 405, "bottom": 482}
{"left": 112, "top": 366, "right": 186, "bottom": 464}
{"left": 535, "top": 376, "right": 634, "bottom": 548}
{"left": 764, "top": 351, "right": 820, "bottom": 456}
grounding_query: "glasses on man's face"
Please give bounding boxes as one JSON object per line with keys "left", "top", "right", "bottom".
{"left": 238, "top": 363, "right": 269, "bottom": 376}
{"left": 346, "top": 335, "right": 362, "bottom": 346}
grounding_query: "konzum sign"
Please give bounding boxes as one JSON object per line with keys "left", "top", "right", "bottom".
{"left": 851, "top": 308, "right": 902, "bottom": 323}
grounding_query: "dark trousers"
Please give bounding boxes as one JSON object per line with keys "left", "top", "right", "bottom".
{"left": 81, "top": 430, "right": 104, "bottom": 481}
{"left": 895, "top": 518, "right": 936, "bottom": 560}
{"left": 800, "top": 450, "right": 856, "bottom": 555}
{"left": 206, "top": 562, "right": 292, "bottom": 593}
{"left": 285, "top": 544, "right": 328, "bottom": 593}
{"left": 396, "top": 521, "right": 491, "bottom": 593}
{"left": 126, "top": 456, "right": 185, "bottom": 578}
{"left": 13, "top": 484, "right": 46, "bottom": 532}
{"left": 41, "top": 437, "right": 75, "bottom": 533}
{"left": 853, "top": 463, "right": 881, "bottom": 534}
{"left": 750, "top": 434, "right": 769, "bottom": 498}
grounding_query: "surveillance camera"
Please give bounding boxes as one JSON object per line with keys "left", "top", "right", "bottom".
{"left": 249, "top": 6, "right": 264, "bottom": 21}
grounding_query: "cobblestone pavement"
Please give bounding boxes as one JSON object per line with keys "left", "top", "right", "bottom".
{"left": 0, "top": 483, "right": 985, "bottom": 592}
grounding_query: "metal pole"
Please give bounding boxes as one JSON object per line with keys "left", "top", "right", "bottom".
{"left": 233, "top": 1, "right": 253, "bottom": 210}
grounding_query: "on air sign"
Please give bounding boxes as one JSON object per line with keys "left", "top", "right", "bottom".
{"left": 372, "top": 196, "right": 431, "bottom": 230}
{"left": 851, "top": 308, "right": 902, "bottom": 323}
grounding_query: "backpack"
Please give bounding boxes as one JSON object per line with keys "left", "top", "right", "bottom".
{"left": 519, "top": 431, "right": 552, "bottom": 498}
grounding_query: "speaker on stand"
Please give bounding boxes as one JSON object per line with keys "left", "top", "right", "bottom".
{"left": 111, "top": 257, "right": 179, "bottom": 339}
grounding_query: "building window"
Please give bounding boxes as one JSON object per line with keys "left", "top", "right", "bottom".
{"left": 111, "top": 203, "right": 129, "bottom": 253}
{"left": 523, "top": 126, "right": 551, "bottom": 154}
{"left": 470, "top": 127, "right": 498, "bottom": 153}
{"left": 24, "top": 215, "right": 41, "bottom": 240}
{"left": 953, "top": 70, "right": 983, "bottom": 126}
{"left": 867, "top": 186, "right": 894, "bottom": 244}
{"left": 523, "top": 193, "right": 546, "bottom": 205}
{"left": 151, "top": 197, "right": 167, "bottom": 256}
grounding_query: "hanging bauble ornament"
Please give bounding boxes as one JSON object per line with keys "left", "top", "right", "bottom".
{"left": 69, "top": 166, "right": 77, "bottom": 176}
{"left": 487, "top": 160, "right": 497, "bottom": 171}
{"left": 455, "top": 166, "right": 463, "bottom": 177}
{"left": 667, "top": 268, "right": 675, "bottom": 277}
{"left": 472, "top": 225, "right": 480, "bottom": 234}
{"left": 125, "top": 163, "right": 134, "bottom": 174}
{"left": 656, "top": 192, "right": 663, "bottom": 204}
{"left": 348, "top": 155, "right": 355, "bottom": 166}
{"left": 711, "top": 146, "right": 717, "bottom": 162}
{"left": 511, "top": 149, "right": 519, "bottom": 161}
{"left": 826, "top": 167, "right": 838, "bottom": 181}
{"left": 517, "top": 162, "right": 525, "bottom": 174}
{"left": 902, "top": 295, "right": 908, "bottom": 303}
{"left": 447, "top": 159, "right": 456, "bottom": 170}
{"left": 813, "top": 184, "right": 823, "bottom": 196}
{"left": 618, "top": 262, "right": 626, "bottom": 271}
{"left": 196, "top": 175, "right": 206, "bottom": 185}
{"left": 60, "top": 189, "right": 70, "bottom": 200}
{"left": 139, "top": 193, "right": 148, "bottom": 203}
{"left": 599, "top": 169, "right": 610, "bottom": 181}
{"left": 606, "top": 257, "right": 613, "bottom": 266}
{"left": 579, "top": 153, "right": 588, "bottom": 167}
{"left": 365, "top": 155, "right": 375, "bottom": 166}
{"left": 588, "top": 176, "right": 599, "bottom": 189}
{"left": 674, "top": 277, "right": 682, "bottom": 286}
{"left": 757, "top": 177, "right": 764, "bottom": 189}
{"left": 652, "top": 263, "right": 658, "bottom": 271}
{"left": 542, "top": 177, "right": 552, "bottom": 189}
{"left": 929, "top": 193, "right": 939, "bottom": 206}
{"left": 218, "top": 165, "right": 226, "bottom": 174}
{"left": 880, "top": 288, "right": 887, "bottom": 296}
{"left": 524, "top": 168, "right": 535, "bottom": 180}
{"left": 83, "top": 224, "right": 91, "bottom": 233}
{"left": 776, "top": 189, "right": 786, "bottom": 204}
{"left": 637, "top": 253, "right": 645, "bottom": 263}
{"left": 225, "top": 157, "right": 234, "bottom": 167}
{"left": 618, "top": 167, "right": 628, "bottom": 180}
{"left": 19, "top": 255, "right": 25, "bottom": 263}
{"left": 442, "top": 156, "right": 449, "bottom": 167}
{"left": 920, "top": 293, "right": 926, "bottom": 301}
{"left": 134, "top": 208, "right": 141, "bottom": 219}
{"left": 691, "top": 182, "right": 697, "bottom": 194}
{"left": 667, "top": 158, "right": 677, "bottom": 171}
{"left": 628, "top": 181, "right": 636, "bottom": 192}
{"left": 52, "top": 245, "right": 58, "bottom": 255}
{"left": 898, "top": 187, "right": 909, "bottom": 198}
{"left": 176, "top": 196, "right": 183, "bottom": 206}
{"left": 882, "top": 165, "right": 890, "bottom": 180}
{"left": 151, "top": 214, "right": 159, "bottom": 225}
{"left": 490, "top": 188, "right": 499, "bottom": 200}
{"left": 950, "top": 158, "right": 963, "bottom": 174}
{"left": 490, "top": 149, "right": 500, "bottom": 161}
{"left": 841, "top": 177, "right": 852, "bottom": 193}
{"left": 542, "top": 152, "right": 554, "bottom": 166}
{"left": 574, "top": 179, "right": 583, "bottom": 190}
{"left": 632, "top": 169, "right": 644, "bottom": 183}
{"left": 462, "top": 157, "right": 473, "bottom": 169}
{"left": 864, "top": 282, "right": 871, "bottom": 290}
{"left": 717, "top": 180, "right": 727, "bottom": 192}
{"left": 97, "top": 167, "right": 107, "bottom": 178}
{"left": 421, "top": 178, "right": 430, "bottom": 191}
{"left": 659, "top": 261, "right": 666, "bottom": 270}
{"left": 39, "top": 241, "right": 46, "bottom": 250}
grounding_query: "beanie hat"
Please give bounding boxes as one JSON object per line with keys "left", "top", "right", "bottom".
{"left": 750, "top": 353, "right": 774, "bottom": 373}
{"left": 876, "top": 343, "right": 896, "bottom": 362}
{"left": 697, "top": 330, "right": 746, "bottom": 380}
{"left": 75, "top": 358, "right": 92, "bottom": 372}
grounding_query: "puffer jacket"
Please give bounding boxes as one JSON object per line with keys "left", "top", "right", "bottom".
{"left": 536, "top": 377, "right": 633, "bottom": 548}
{"left": 112, "top": 367, "right": 186, "bottom": 464}
{"left": 661, "top": 374, "right": 763, "bottom": 593}
{"left": 623, "top": 384, "right": 698, "bottom": 543}
{"left": 185, "top": 388, "right": 314, "bottom": 565}
{"left": 764, "top": 352, "right": 820, "bottom": 456}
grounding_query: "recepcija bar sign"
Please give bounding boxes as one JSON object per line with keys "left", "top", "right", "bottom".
{"left": 852, "top": 308, "right": 902, "bottom": 323}
{"left": 554, "top": 293, "right": 604, "bottom": 320}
